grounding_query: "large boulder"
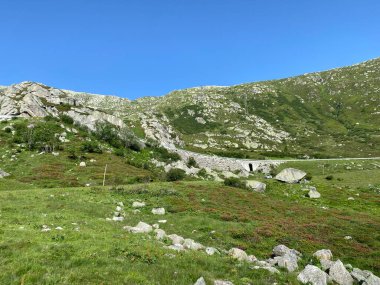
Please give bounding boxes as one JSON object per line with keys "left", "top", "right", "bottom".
{"left": 329, "top": 259, "right": 354, "bottom": 285}
{"left": 246, "top": 180, "right": 266, "bottom": 192}
{"left": 275, "top": 168, "right": 307, "bottom": 183}
{"left": 351, "top": 268, "right": 380, "bottom": 285}
{"left": 298, "top": 265, "right": 329, "bottom": 285}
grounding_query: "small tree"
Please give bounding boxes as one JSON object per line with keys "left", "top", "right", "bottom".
{"left": 187, "top": 157, "right": 198, "bottom": 168}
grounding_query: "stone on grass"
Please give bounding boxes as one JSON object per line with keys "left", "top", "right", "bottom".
{"left": 41, "top": 225, "right": 51, "bottom": 232}
{"left": 152, "top": 208, "right": 165, "bottom": 215}
{"left": 273, "top": 253, "right": 298, "bottom": 272}
{"left": 205, "top": 247, "right": 219, "bottom": 255}
{"left": 183, "top": 239, "right": 204, "bottom": 251}
{"left": 112, "top": 216, "right": 124, "bottom": 222}
{"left": 132, "top": 201, "right": 145, "bottom": 208}
{"left": 214, "top": 280, "right": 234, "bottom": 285}
{"left": 0, "top": 169, "right": 10, "bottom": 178}
{"left": 228, "top": 248, "right": 248, "bottom": 262}
{"left": 166, "top": 244, "right": 185, "bottom": 252}
{"left": 154, "top": 229, "right": 166, "bottom": 240}
{"left": 329, "top": 259, "right": 354, "bottom": 285}
{"left": 297, "top": 265, "right": 329, "bottom": 285}
{"left": 79, "top": 161, "right": 86, "bottom": 167}
{"left": 194, "top": 277, "right": 206, "bottom": 285}
{"left": 313, "top": 249, "right": 333, "bottom": 261}
{"left": 351, "top": 268, "right": 380, "bottom": 285}
{"left": 308, "top": 189, "right": 321, "bottom": 198}
{"left": 158, "top": 220, "right": 167, "bottom": 223}
{"left": 272, "top": 244, "right": 300, "bottom": 257}
{"left": 320, "top": 259, "right": 334, "bottom": 271}
{"left": 123, "top": 222, "right": 152, "bottom": 234}
{"left": 251, "top": 265, "right": 280, "bottom": 274}
{"left": 275, "top": 168, "right": 307, "bottom": 183}
{"left": 167, "top": 234, "right": 185, "bottom": 245}
{"left": 246, "top": 180, "right": 266, "bottom": 192}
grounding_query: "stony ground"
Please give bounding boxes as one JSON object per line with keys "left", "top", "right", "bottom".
{"left": 0, "top": 160, "right": 379, "bottom": 284}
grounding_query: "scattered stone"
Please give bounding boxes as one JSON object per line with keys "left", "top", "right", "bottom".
{"left": 313, "top": 249, "right": 333, "bottom": 261}
{"left": 158, "top": 220, "right": 167, "bottom": 223}
{"left": 117, "top": 202, "right": 124, "bottom": 207}
{"left": 214, "top": 280, "right": 234, "bottom": 285}
{"left": 275, "top": 168, "right": 307, "bottom": 183}
{"left": 183, "top": 238, "right": 204, "bottom": 251}
{"left": 272, "top": 244, "right": 300, "bottom": 257}
{"left": 297, "top": 265, "right": 329, "bottom": 285}
{"left": 123, "top": 222, "right": 152, "bottom": 234}
{"left": 246, "top": 180, "right": 266, "bottom": 192}
{"left": 0, "top": 169, "right": 10, "bottom": 178}
{"left": 308, "top": 188, "right": 321, "bottom": 198}
{"left": 344, "top": 236, "right": 352, "bottom": 240}
{"left": 351, "top": 268, "right": 380, "bottom": 285}
{"left": 228, "top": 247, "right": 248, "bottom": 262}
{"left": 329, "top": 259, "right": 354, "bottom": 285}
{"left": 116, "top": 206, "right": 122, "bottom": 212}
{"left": 205, "top": 247, "right": 219, "bottom": 255}
{"left": 152, "top": 207, "right": 165, "bottom": 215}
{"left": 167, "top": 234, "right": 185, "bottom": 245}
{"left": 194, "top": 277, "right": 206, "bottom": 285}
{"left": 52, "top": 152, "right": 59, "bottom": 156}
{"left": 152, "top": 223, "right": 159, "bottom": 229}
{"left": 251, "top": 265, "right": 280, "bottom": 274}
{"left": 320, "top": 259, "right": 334, "bottom": 271}
{"left": 166, "top": 244, "right": 185, "bottom": 251}
{"left": 112, "top": 216, "right": 124, "bottom": 221}
{"left": 55, "top": 226, "right": 63, "bottom": 230}
{"left": 132, "top": 201, "right": 146, "bottom": 208}
{"left": 154, "top": 229, "right": 166, "bottom": 240}
{"left": 79, "top": 161, "right": 86, "bottom": 167}
{"left": 132, "top": 209, "right": 141, "bottom": 214}
{"left": 273, "top": 253, "right": 298, "bottom": 272}
{"left": 41, "top": 225, "right": 51, "bottom": 232}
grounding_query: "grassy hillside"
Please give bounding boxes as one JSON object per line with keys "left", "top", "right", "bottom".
{"left": 0, "top": 163, "right": 379, "bottom": 284}
{"left": 125, "top": 58, "right": 380, "bottom": 159}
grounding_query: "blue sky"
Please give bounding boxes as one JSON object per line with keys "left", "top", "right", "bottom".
{"left": 0, "top": 0, "right": 379, "bottom": 99}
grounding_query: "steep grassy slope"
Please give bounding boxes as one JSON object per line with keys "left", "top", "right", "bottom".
{"left": 126, "top": 58, "right": 380, "bottom": 159}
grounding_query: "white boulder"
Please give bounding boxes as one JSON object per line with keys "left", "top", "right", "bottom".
{"left": 329, "top": 259, "right": 354, "bottom": 285}
{"left": 275, "top": 168, "right": 307, "bottom": 183}
{"left": 123, "top": 222, "right": 152, "bottom": 234}
{"left": 152, "top": 208, "right": 165, "bottom": 215}
{"left": 246, "top": 180, "right": 266, "bottom": 192}
{"left": 297, "top": 265, "right": 329, "bottom": 285}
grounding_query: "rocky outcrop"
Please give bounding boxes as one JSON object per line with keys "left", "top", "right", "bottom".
{"left": 297, "top": 265, "right": 329, "bottom": 285}
{"left": 275, "top": 168, "right": 307, "bottom": 183}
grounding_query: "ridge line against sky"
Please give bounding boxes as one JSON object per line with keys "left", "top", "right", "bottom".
{"left": 0, "top": 0, "right": 379, "bottom": 100}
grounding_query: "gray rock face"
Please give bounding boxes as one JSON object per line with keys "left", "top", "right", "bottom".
{"left": 183, "top": 238, "right": 204, "bottom": 251}
{"left": 246, "top": 180, "right": 266, "bottom": 192}
{"left": 297, "top": 265, "right": 329, "bottom": 285}
{"left": 271, "top": 244, "right": 300, "bottom": 272}
{"left": 167, "top": 234, "right": 185, "bottom": 245}
{"left": 275, "top": 168, "right": 307, "bottom": 183}
{"left": 329, "top": 259, "right": 354, "bottom": 285}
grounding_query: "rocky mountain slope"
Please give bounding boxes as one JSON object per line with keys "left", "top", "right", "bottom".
{"left": 1, "top": 57, "right": 379, "bottom": 159}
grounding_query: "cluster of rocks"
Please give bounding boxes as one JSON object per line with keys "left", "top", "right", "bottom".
{"left": 106, "top": 202, "right": 125, "bottom": 222}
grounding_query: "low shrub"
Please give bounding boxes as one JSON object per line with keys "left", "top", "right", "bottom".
{"left": 187, "top": 156, "right": 198, "bottom": 168}
{"left": 166, "top": 168, "right": 186, "bottom": 181}
{"left": 224, "top": 177, "right": 246, "bottom": 189}
{"left": 325, "top": 175, "right": 334, "bottom": 180}
{"left": 80, "top": 141, "right": 103, "bottom": 153}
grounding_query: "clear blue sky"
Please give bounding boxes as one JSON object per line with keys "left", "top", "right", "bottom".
{"left": 0, "top": 0, "right": 379, "bottom": 99}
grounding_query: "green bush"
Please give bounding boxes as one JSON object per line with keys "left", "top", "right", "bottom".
{"left": 224, "top": 177, "right": 246, "bottom": 189}
{"left": 166, "top": 168, "right": 186, "bottom": 181}
{"left": 325, "top": 175, "right": 334, "bottom": 180}
{"left": 80, "top": 141, "right": 103, "bottom": 153}
{"left": 155, "top": 147, "right": 181, "bottom": 163}
{"left": 187, "top": 157, "right": 198, "bottom": 168}
{"left": 60, "top": 114, "right": 74, "bottom": 125}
